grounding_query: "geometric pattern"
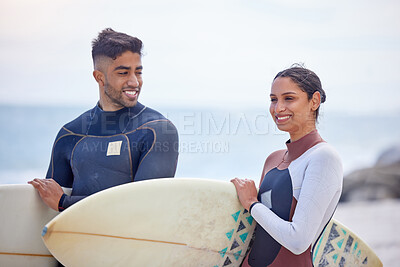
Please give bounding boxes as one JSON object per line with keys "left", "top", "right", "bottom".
{"left": 313, "top": 222, "right": 369, "bottom": 267}
{"left": 214, "top": 209, "right": 256, "bottom": 267}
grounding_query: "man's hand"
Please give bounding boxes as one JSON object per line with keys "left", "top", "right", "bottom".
{"left": 28, "top": 178, "right": 64, "bottom": 211}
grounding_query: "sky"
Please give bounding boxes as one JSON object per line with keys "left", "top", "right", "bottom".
{"left": 0, "top": 0, "right": 399, "bottom": 115}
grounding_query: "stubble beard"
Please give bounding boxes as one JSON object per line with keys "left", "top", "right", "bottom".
{"left": 104, "top": 82, "right": 138, "bottom": 109}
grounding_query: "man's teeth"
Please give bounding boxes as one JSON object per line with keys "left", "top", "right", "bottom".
{"left": 125, "top": 91, "right": 137, "bottom": 96}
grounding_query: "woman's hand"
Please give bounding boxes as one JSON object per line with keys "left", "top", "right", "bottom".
{"left": 231, "top": 178, "right": 259, "bottom": 211}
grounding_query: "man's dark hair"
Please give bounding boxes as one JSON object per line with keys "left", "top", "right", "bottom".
{"left": 91, "top": 28, "right": 143, "bottom": 63}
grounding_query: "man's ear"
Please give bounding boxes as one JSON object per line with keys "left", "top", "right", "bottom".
{"left": 93, "top": 70, "right": 105, "bottom": 87}
{"left": 311, "top": 91, "right": 321, "bottom": 111}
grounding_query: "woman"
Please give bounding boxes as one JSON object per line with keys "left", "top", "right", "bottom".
{"left": 231, "top": 66, "right": 343, "bottom": 267}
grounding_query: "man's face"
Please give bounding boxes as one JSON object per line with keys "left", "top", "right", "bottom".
{"left": 99, "top": 51, "right": 143, "bottom": 111}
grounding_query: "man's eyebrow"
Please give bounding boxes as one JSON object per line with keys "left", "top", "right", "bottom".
{"left": 114, "top": 65, "right": 131, "bottom": 71}
{"left": 113, "top": 65, "right": 143, "bottom": 71}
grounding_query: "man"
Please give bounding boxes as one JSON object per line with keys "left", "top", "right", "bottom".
{"left": 29, "top": 28, "right": 179, "bottom": 211}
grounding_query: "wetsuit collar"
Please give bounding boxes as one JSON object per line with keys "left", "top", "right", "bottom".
{"left": 86, "top": 102, "right": 147, "bottom": 135}
{"left": 95, "top": 102, "right": 146, "bottom": 117}
{"left": 285, "top": 130, "right": 324, "bottom": 162}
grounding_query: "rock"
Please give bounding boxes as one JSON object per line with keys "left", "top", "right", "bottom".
{"left": 375, "top": 144, "right": 400, "bottom": 167}
{"left": 340, "top": 162, "right": 400, "bottom": 202}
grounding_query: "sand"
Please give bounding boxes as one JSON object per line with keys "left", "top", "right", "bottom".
{"left": 333, "top": 199, "right": 400, "bottom": 267}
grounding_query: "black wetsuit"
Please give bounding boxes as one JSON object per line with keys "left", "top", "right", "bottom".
{"left": 46, "top": 102, "right": 179, "bottom": 211}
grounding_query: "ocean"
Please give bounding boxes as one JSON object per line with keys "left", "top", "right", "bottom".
{"left": 1, "top": 104, "right": 399, "bottom": 185}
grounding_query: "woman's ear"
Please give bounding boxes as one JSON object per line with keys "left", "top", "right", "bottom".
{"left": 93, "top": 70, "right": 105, "bottom": 87}
{"left": 311, "top": 91, "right": 321, "bottom": 111}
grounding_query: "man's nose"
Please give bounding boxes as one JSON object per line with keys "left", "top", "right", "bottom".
{"left": 127, "top": 74, "right": 139, "bottom": 87}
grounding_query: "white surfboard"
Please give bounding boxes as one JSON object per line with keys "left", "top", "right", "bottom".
{"left": 312, "top": 219, "right": 382, "bottom": 267}
{"left": 42, "top": 178, "right": 256, "bottom": 267}
{"left": 0, "top": 184, "right": 71, "bottom": 267}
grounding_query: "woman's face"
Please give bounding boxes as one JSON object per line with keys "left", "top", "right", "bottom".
{"left": 269, "top": 77, "right": 320, "bottom": 141}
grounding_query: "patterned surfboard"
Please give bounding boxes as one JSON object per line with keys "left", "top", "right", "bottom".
{"left": 313, "top": 219, "right": 382, "bottom": 267}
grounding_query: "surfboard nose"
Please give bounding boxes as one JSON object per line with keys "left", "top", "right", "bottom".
{"left": 42, "top": 226, "right": 48, "bottom": 237}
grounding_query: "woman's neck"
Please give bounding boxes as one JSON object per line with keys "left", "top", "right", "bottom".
{"left": 289, "top": 125, "right": 317, "bottom": 142}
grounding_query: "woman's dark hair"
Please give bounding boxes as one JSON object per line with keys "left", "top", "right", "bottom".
{"left": 274, "top": 64, "right": 326, "bottom": 121}
{"left": 91, "top": 28, "right": 143, "bottom": 62}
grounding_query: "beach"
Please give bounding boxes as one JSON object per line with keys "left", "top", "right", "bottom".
{"left": 334, "top": 199, "right": 400, "bottom": 267}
